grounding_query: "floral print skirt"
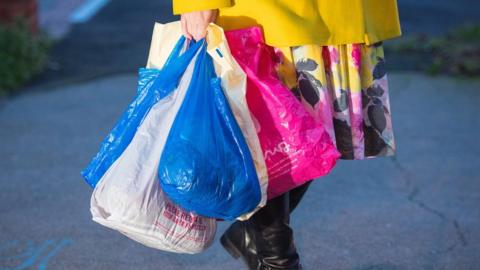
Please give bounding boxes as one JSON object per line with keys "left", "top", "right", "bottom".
{"left": 275, "top": 42, "right": 396, "bottom": 160}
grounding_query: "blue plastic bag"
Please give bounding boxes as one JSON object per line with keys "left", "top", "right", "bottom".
{"left": 158, "top": 44, "right": 261, "bottom": 220}
{"left": 81, "top": 37, "right": 203, "bottom": 188}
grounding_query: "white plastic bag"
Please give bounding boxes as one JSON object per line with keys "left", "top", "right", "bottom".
{"left": 90, "top": 23, "right": 216, "bottom": 254}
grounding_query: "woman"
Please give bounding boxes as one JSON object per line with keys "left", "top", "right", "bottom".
{"left": 172, "top": 1, "right": 401, "bottom": 269}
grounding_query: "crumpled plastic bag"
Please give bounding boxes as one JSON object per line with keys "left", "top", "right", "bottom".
{"left": 84, "top": 25, "right": 216, "bottom": 253}
{"left": 81, "top": 35, "right": 203, "bottom": 188}
{"left": 204, "top": 23, "right": 268, "bottom": 220}
{"left": 158, "top": 29, "right": 261, "bottom": 221}
{"left": 225, "top": 26, "right": 341, "bottom": 199}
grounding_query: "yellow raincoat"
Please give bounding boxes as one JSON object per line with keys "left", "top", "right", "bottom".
{"left": 172, "top": 0, "right": 402, "bottom": 47}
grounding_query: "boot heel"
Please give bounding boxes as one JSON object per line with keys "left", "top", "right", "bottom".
{"left": 220, "top": 234, "right": 242, "bottom": 259}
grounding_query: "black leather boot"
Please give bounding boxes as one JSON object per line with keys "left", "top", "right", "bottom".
{"left": 221, "top": 181, "right": 311, "bottom": 270}
{"left": 250, "top": 192, "right": 302, "bottom": 270}
{"left": 220, "top": 219, "right": 260, "bottom": 270}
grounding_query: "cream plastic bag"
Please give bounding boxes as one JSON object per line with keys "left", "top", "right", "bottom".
{"left": 205, "top": 24, "right": 268, "bottom": 220}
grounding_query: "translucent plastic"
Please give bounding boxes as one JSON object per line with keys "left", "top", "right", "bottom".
{"left": 81, "top": 37, "right": 203, "bottom": 188}
{"left": 225, "top": 27, "right": 341, "bottom": 199}
{"left": 90, "top": 47, "right": 216, "bottom": 254}
{"left": 158, "top": 45, "right": 261, "bottom": 221}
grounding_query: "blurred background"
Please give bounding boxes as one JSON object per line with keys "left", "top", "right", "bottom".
{"left": 0, "top": 0, "right": 479, "bottom": 269}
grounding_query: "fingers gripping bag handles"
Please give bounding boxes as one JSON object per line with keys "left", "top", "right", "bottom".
{"left": 204, "top": 24, "right": 268, "bottom": 220}
{"left": 225, "top": 27, "right": 341, "bottom": 199}
{"left": 158, "top": 27, "right": 262, "bottom": 221}
{"left": 88, "top": 22, "right": 216, "bottom": 254}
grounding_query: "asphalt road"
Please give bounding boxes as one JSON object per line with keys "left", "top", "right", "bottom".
{"left": 1, "top": 72, "right": 479, "bottom": 269}
{"left": 2, "top": 1, "right": 480, "bottom": 269}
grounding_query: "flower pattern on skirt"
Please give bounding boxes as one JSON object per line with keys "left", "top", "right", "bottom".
{"left": 275, "top": 42, "right": 396, "bottom": 160}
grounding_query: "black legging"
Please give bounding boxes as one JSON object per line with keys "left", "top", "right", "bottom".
{"left": 288, "top": 180, "right": 312, "bottom": 213}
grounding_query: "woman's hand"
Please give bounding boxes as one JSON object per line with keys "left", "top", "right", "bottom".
{"left": 180, "top": 9, "right": 218, "bottom": 41}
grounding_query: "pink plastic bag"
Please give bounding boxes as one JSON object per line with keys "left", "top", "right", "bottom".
{"left": 225, "top": 27, "right": 341, "bottom": 199}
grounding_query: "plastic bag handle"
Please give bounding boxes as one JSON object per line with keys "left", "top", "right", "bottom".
{"left": 147, "top": 37, "right": 206, "bottom": 98}
{"left": 163, "top": 36, "right": 187, "bottom": 67}
{"left": 206, "top": 24, "right": 236, "bottom": 75}
{"left": 163, "top": 37, "right": 205, "bottom": 68}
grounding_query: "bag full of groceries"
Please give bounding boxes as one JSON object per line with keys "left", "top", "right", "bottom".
{"left": 82, "top": 24, "right": 216, "bottom": 254}
{"left": 157, "top": 25, "right": 263, "bottom": 221}
{"left": 225, "top": 26, "right": 341, "bottom": 199}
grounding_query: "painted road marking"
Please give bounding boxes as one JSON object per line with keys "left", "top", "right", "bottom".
{"left": 37, "top": 239, "right": 73, "bottom": 270}
{"left": 0, "top": 239, "right": 72, "bottom": 270}
{"left": 11, "top": 240, "right": 54, "bottom": 270}
{"left": 70, "top": 0, "right": 111, "bottom": 23}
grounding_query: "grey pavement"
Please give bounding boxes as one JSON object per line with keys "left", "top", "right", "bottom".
{"left": 30, "top": 0, "right": 176, "bottom": 88}
{"left": 38, "top": 0, "right": 86, "bottom": 38}
{"left": 398, "top": 0, "right": 480, "bottom": 35}
{"left": 0, "top": 72, "right": 479, "bottom": 269}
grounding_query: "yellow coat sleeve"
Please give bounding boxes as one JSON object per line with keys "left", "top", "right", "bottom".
{"left": 173, "top": 0, "right": 233, "bottom": 14}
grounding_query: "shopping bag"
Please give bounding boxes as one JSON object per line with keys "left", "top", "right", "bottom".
{"left": 145, "top": 22, "right": 268, "bottom": 221}
{"left": 225, "top": 26, "right": 341, "bottom": 199}
{"left": 84, "top": 24, "right": 216, "bottom": 253}
{"left": 204, "top": 24, "right": 268, "bottom": 220}
{"left": 158, "top": 31, "right": 262, "bottom": 221}
{"left": 91, "top": 64, "right": 216, "bottom": 253}
{"left": 81, "top": 34, "right": 203, "bottom": 188}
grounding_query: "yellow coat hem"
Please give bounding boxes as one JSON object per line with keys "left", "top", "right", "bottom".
{"left": 173, "top": 0, "right": 232, "bottom": 14}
